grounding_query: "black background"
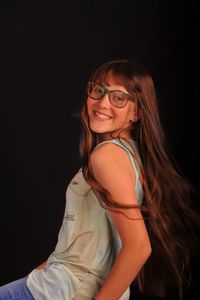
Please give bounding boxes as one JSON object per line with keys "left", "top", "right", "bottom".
{"left": 0, "top": 1, "right": 199, "bottom": 299}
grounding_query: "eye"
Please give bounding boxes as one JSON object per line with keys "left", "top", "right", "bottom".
{"left": 111, "top": 92, "right": 125, "bottom": 102}
{"left": 93, "top": 85, "right": 104, "bottom": 95}
{"left": 113, "top": 95, "right": 124, "bottom": 101}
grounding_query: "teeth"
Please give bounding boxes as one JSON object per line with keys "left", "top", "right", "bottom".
{"left": 94, "top": 111, "right": 111, "bottom": 120}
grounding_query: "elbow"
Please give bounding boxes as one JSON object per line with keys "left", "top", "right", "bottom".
{"left": 137, "top": 241, "right": 152, "bottom": 266}
{"left": 139, "top": 235, "right": 152, "bottom": 260}
{"left": 120, "top": 241, "right": 152, "bottom": 272}
{"left": 124, "top": 239, "right": 152, "bottom": 262}
{"left": 140, "top": 236, "right": 152, "bottom": 259}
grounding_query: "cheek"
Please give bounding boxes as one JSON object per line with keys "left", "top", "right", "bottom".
{"left": 86, "top": 97, "right": 90, "bottom": 108}
{"left": 87, "top": 98, "right": 95, "bottom": 113}
{"left": 86, "top": 98, "right": 92, "bottom": 115}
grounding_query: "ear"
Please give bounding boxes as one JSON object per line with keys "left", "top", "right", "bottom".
{"left": 129, "top": 118, "right": 136, "bottom": 123}
{"left": 134, "top": 108, "right": 142, "bottom": 122}
{"left": 129, "top": 103, "right": 141, "bottom": 123}
{"left": 130, "top": 111, "right": 141, "bottom": 123}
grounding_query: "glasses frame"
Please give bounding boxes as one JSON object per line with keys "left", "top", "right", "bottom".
{"left": 87, "top": 81, "right": 134, "bottom": 108}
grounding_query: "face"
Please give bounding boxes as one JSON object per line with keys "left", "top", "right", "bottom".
{"left": 87, "top": 76, "right": 137, "bottom": 141}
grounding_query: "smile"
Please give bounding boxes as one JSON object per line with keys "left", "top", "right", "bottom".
{"left": 93, "top": 111, "right": 112, "bottom": 120}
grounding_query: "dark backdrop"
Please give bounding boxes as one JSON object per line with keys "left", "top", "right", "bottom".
{"left": 0, "top": 1, "right": 199, "bottom": 299}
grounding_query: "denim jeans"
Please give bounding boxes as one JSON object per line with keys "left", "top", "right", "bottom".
{"left": 0, "top": 277, "right": 35, "bottom": 300}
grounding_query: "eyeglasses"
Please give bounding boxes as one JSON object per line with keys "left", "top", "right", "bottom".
{"left": 87, "top": 82, "right": 134, "bottom": 108}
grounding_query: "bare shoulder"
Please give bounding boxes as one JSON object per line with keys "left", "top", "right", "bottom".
{"left": 90, "top": 142, "right": 131, "bottom": 169}
{"left": 90, "top": 142, "right": 138, "bottom": 206}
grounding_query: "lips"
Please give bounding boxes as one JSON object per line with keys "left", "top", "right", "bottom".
{"left": 93, "top": 111, "right": 112, "bottom": 120}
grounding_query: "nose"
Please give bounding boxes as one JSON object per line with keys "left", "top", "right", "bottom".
{"left": 98, "top": 93, "right": 111, "bottom": 108}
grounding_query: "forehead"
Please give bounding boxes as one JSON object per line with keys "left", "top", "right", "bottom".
{"left": 104, "top": 77, "right": 128, "bottom": 93}
{"left": 96, "top": 72, "right": 128, "bottom": 91}
{"left": 93, "top": 70, "right": 123, "bottom": 83}
{"left": 91, "top": 68, "right": 135, "bottom": 96}
{"left": 90, "top": 72, "right": 137, "bottom": 104}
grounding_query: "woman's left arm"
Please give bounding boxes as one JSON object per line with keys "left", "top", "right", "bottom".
{"left": 95, "top": 207, "right": 151, "bottom": 300}
{"left": 90, "top": 143, "right": 152, "bottom": 300}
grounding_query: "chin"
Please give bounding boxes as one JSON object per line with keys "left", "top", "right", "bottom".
{"left": 89, "top": 123, "right": 110, "bottom": 134}
{"left": 91, "top": 128, "right": 110, "bottom": 134}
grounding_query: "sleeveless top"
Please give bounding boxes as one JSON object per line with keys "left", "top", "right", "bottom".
{"left": 27, "top": 138, "right": 143, "bottom": 300}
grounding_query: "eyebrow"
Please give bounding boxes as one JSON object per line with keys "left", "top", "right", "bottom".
{"left": 104, "top": 81, "right": 111, "bottom": 87}
{"left": 103, "top": 81, "right": 128, "bottom": 93}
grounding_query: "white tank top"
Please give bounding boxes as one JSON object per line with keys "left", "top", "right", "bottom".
{"left": 27, "top": 138, "right": 143, "bottom": 300}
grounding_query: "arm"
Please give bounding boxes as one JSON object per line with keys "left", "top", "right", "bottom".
{"left": 90, "top": 143, "right": 151, "bottom": 300}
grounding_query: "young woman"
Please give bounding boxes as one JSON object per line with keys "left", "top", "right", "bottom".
{"left": 0, "top": 59, "right": 199, "bottom": 300}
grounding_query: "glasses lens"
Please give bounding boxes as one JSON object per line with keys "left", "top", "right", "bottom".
{"left": 110, "top": 91, "right": 128, "bottom": 108}
{"left": 88, "top": 83, "right": 104, "bottom": 99}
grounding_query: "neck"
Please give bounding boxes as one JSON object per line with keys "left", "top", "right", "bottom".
{"left": 96, "top": 131, "right": 132, "bottom": 143}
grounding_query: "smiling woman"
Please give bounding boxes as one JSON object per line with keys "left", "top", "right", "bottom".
{"left": 0, "top": 59, "right": 199, "bottom": 300}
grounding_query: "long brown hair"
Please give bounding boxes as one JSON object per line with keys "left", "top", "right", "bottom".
{"left": 80, "top": 59, "right": 200, "bottom": 298}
